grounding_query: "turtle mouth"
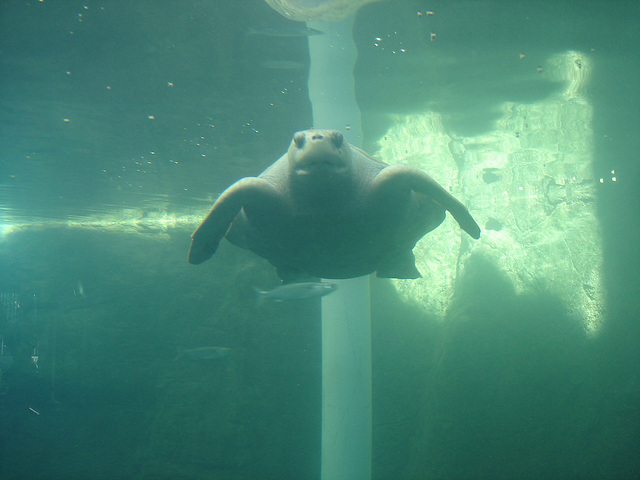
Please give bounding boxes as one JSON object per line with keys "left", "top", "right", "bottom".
{"left": 296, "top": 155, "right": 347, "bottom": 174}
{"left": 290, "top": 130, "right": 350, "bottom": 175}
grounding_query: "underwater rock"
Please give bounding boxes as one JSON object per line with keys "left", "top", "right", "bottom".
{"left": 376, "top": 51, "right": 604, "bottom": 335}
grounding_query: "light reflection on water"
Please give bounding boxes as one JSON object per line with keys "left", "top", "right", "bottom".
{"left": 0, "top": 186, "right": 210, "bottom": 236}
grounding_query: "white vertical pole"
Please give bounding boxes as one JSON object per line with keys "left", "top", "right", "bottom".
{"left": 307, "top": 16, "right": 372, "bottom": 480}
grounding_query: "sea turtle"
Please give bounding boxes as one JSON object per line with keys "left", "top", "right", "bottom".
{"left": 188, "top": 129, "right": 480, "bottom": 282}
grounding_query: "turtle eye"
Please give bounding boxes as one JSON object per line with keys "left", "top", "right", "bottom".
{"left": 294, "top": 132, "right": 306, "bottom": 149}
{"left": 332, "top": 131, "right": 344, "bottom": 148}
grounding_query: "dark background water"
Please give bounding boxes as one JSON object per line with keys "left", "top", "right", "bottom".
{"left": 1, "top": 0, "right": 638, "bottom": 479}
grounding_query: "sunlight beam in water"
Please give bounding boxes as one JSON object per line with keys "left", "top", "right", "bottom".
{"left": 0, "top": 207, "right": 205, "bottom": 238}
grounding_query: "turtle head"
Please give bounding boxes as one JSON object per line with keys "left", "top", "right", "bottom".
{"left": 287, "top": 129, "right": 352, "bottom": 176}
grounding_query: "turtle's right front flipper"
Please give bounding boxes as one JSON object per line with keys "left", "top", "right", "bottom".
{"left": 188, "top": 178, "right": 282, "bottom": 265}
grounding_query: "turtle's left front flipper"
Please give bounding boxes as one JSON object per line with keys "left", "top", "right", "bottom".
{"left": 372, "top": 164, "right": 481, "bottom": 239}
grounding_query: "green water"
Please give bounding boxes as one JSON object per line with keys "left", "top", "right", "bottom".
{"left": 1, "top": 1, "right": 638, "bottom": 479}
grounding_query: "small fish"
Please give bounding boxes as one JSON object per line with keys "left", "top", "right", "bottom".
{"left": 245, "top": 24, "right": 324, "bottom": 38}
{"left": 255, "top": 282, "right": 337, "bottom": 305}
{"left": 74, "top": 281, "right": 85, "bottom": 297}
{"left": 175, "top": 346, "right": 232, "bottom": 361}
